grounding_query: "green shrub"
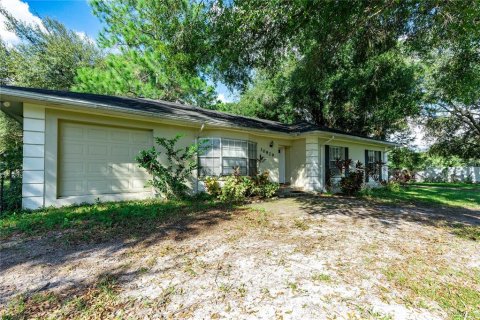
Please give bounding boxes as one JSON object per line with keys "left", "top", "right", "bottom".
{"left": 251, "top": 171, "right": 279, "bottom": 198}
{"left": 217, "top": 169, "right": 279, "bottom": 202}
{"left": 204, "top": 176, "right": 221, "bottom": 197}
{"left": 391, "top": 169, "right": 414, "bottom": 184}
{"left": 257, "top": 182, "right": 279, "bottom": 198}
{"left": 340, "top": 171, "right": 364, "bottom": 195}
{"left": 0, "top": 174, "right": 22, "bottom": 214}
{"left": 136, "top": 134, "right": 203, "bottom": 200}
{"left": 219, "top": 173, "right": 251, "bottom": 203}
{"left": 386, "top": 181, "right": 401, "bottom": 192}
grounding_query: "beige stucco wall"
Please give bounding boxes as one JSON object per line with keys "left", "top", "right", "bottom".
{"left": 20, "top": 101, "right": 392, "bottom": 209}
{"left": 289, "top": 138, "right": 307, "bottom": 188}
{"left": 37, "top": 105, "right": 293, "bottom": 207}
{"left": 318, "top": 137, "right": 389, "bottom": 190}
{"left": 197, "top": 129, "right": 292, "bottom": 191}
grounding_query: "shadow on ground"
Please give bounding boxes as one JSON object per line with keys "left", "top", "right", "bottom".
{"left": 0, "top": 202, "right": 243, "bottom": 301}
{"left": 293, "top": 195, "right": 480, "bottom": 228}
{"left": 1, "top": 195, "right": 479, "bottom": 308}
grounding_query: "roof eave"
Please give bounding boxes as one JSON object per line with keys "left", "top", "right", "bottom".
{"left": 1, "top": 87, "right": 398, "bottom": 146}
{"left": 0, "top": 87, "right": 293, "bottom": 137}
{"left": 298, "top": 130, "right": 398, "bottom": 148}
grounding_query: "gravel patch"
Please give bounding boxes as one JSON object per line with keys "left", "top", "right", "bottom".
{"left": 1, "top": 196, "right": 478, "bottom": 319}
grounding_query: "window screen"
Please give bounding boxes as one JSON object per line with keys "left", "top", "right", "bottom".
{"left": 248, "top": 141, "right": 258, "bottom": 176}
{"left": 198, "top": 138, "right": 221, "bottom": 176}
{"left": 367, "top": 150, "right": 381, "bottom": 165}
{"left": 329, "top": 146, "right": 345, "bottom": 177}
{"left": 198, "top": 138, "right": 257, "bottom": 177}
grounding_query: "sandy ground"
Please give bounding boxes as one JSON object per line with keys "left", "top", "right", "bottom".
{"left": 1, "top": 196, "right": 479, "bottom": 319}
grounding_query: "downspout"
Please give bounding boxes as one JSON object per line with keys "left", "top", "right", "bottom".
{"left": 195, "top": 122, "right": 206, "bottom": 194}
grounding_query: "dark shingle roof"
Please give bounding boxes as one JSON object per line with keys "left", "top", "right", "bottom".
{"left": 0, "top": 85, "right": 393, "bottom": 143}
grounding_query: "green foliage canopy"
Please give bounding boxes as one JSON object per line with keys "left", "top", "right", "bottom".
{"left": 74, "top": 0, "right": 217, "bottom": 107}
{"left": 210, "top": 0, "right": 479, "bottom": 145}
{"left": 0, "top": 8, "right": 102, "bottom": 90}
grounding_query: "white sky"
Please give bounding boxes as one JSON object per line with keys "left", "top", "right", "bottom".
{"left": 0, "top": 0, "right": 43, "bottom": 45}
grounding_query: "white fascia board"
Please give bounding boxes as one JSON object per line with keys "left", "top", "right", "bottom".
{"left": 0, "top": 88, "right": 293, "bottom": 139}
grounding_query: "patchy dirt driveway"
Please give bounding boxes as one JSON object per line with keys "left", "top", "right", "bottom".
{"left": 1, "top": 196, "right": 479, "bottom": 319}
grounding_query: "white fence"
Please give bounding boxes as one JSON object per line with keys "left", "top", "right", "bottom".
{"left": 415, "top": 167, "right": 480, "bottom": 183}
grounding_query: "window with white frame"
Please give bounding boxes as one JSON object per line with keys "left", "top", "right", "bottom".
{"left": 329, "top": 146, "right": 345, "bottom": 177}
{"left": 198, "top": 138, "right": 257, "bottom": 177}
{"left": 198, "top": 138, "right": 221, "bottom": 176}
{"left": 248, "top": 141, "right": 257, "bottom": 176}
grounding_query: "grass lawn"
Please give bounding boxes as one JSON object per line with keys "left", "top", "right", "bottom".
{"left": 412, "top": 182, "right": 480, "bottom": 189}
{"left": 361, "top": 182, "right": 480, "bottom": 209}
{"left": 0, "top": 197, "right": 221, "bottom": 241}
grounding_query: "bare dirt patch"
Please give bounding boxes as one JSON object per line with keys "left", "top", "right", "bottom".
{"left": 1, "top": 197, "right": 479, "bottom": 319}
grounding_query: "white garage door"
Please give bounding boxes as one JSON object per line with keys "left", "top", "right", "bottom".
{"left": 58, "top": 121, "right": 153, "bottom": 197}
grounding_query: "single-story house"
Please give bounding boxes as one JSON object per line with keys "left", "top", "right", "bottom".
{"left": 0, "top": 86, "right": 395, "bottom": 210}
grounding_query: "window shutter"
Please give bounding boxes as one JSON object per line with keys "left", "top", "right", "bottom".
{"left": 344, "top": 147, "right": 349, "bottom": 175}
{"left": 365, "top": 150, "right": 369, "bottom": 182}
{"left": 325, "top": 145, "right": 330, "bottom": 185}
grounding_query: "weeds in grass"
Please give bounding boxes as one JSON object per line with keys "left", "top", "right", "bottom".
{"left": 286, "top": 281, "right": 299, "bottom": 292}
{"left": 218, "top": 283, "right": 232, "bottom": 294}
{"left": 0, "top": 274, "right": 120, "bottom": 319}
{"left": 137, "top": 267, "right": 149, "bottom": 275}
{"left": 293, "top": 219, "right": 310, "bottom": 230}
{"left": 0, "top": 199, "right": 228, "bottom": 242}
{"left": 236, "top": 284, "right": 247, "bottom": 298}
{"left": 242, "top": 208, "right": 270, "bottom": 228}
{"left": 146, "top": 256, "right": 157, "bottom": 268}
{"left": 157, "top": 285, "right": 176, "bottom": 309}
{"left": 360, "top": 184, "right": 480, "bottom": 209}
{"left": 450, "top": 223, "right": 480, "bottom": 241}
{"left": 311, "top": 272, "right": 332, "bottom": 282}
{"left": 383, "top": 259, "right": 480, "bottom": 319}
{"left": 356, "top": 306, "right": 394, "bottom": 320}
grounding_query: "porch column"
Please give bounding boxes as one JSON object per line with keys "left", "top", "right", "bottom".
{"left": 319, "top": 144, "right": 325, "bottom": 191}
{"left": 305, "top": 136, "right": 321, "bottom": 191}
{"left": 22, "top": 104, "right": 45, "bottom": 210}
{"left": 383, "top": 150, "right": 389, "bottom": 182}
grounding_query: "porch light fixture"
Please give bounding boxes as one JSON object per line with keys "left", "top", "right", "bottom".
{"left": 2, "top": 101, "right": 10, "bottom": 108}
{"left": 269, "top": 141, "right": 274, "bottom": 148}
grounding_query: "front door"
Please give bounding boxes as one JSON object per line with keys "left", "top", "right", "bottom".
{"left": 279, "top": 146, "right": 286, "bottom": 183}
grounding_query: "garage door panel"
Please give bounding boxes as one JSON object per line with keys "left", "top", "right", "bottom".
{"left": 87, "top": 145, "right": 108, "bottom": 156}
{"left": 132, "top": 179, "right": 149, "bottom": 190}
{"left": 86, "top": 161, "right": 110, "bottom": 175}
{"left": 86, "top": 180, "right": 110, "bottom": 194}
{"left": 61, "top": 161, "right": 86, "bottom": 176}
{"left": 61, "top": 180, "right": 86, "bottom": 195}
{"left": 87, "top": 128, "right": 108, "bottom": 140}
{"left": 111, "top": 145, "right": 130, "bottom": 157}
{"left": 111, "top": 180, "right": 131, "bottom": 192}
{"left": 59, "top": 121, "right": 153, "bottom": 197}
{"left": 133, "top": 166, "right": 150, "bottom": 177}
{"left": 130, "top": 147, "right": 142, "bottom": 159}
{"left": 63, "top": 143, "right": 85, "bottom": 156}
{"left": 133, "top": 132, "right": 152, "bottom": 144}
{"left": 61, "top": 124, "right": 84, "bottom": 140}
{"left": 110, "top": 163, "right": 130, "bottom": 176}
{"left": 110, "top": 130, "right": 131, "bottom": 142}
